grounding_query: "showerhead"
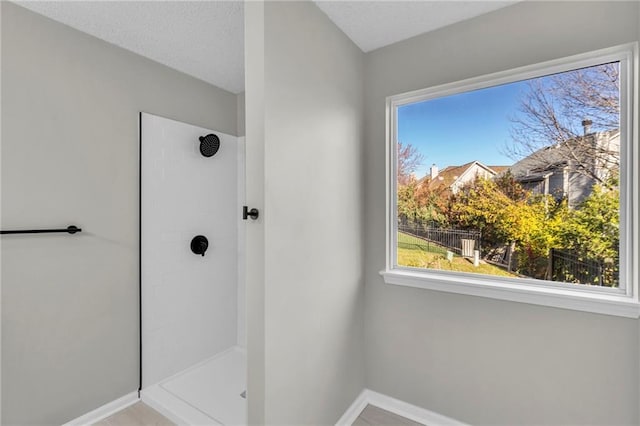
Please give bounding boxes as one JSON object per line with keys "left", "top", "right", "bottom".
{"left": 199, "top": 134, "right": 220, "bottom": 157}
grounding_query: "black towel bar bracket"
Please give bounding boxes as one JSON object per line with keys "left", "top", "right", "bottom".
{"left": 0, "top": 225, "right": 82, "bottom": 235}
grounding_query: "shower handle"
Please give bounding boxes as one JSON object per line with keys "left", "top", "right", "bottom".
{"left": 243, "top": 206, "right": 259, "bottom": 220}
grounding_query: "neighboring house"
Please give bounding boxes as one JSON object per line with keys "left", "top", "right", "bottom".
{"left": 421, "top": 161, "right": 508, "bottom": 196}
{"left": 508, "top": 123, "right": 619, "bottom": 208}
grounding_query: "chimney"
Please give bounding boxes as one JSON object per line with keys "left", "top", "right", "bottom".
{"left": 582, "top": 119, "right": 593, "bottom": 136}
{"left": 430, "top": 164, "right": 438, "bottom": 179}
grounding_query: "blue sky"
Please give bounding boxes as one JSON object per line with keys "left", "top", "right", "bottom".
{"left": 398, "top": 80, "right": 528, "bottom": 178}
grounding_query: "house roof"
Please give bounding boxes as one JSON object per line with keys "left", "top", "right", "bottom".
{"left": 424, "top": 162, "right": 473, "bottom": 192}
{"left": 420, "top": 161, "right": 507, "bottom": 194}
{"left": 509, "top": 145, "right": 569, "bottom": 180}
{"left": 487, "top": 165, "right": 510, "bottom": 174}
{"left": 509, "top": 129, "right": 620, "bottom": 181}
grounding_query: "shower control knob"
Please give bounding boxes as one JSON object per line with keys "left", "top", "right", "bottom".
{"left": 190, "top": 235, "right": 209, "bottom": 256}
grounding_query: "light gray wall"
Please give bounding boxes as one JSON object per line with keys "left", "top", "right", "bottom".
{"left": 363, "top": 1, "right": 640, "bottom": 425}
{"left": 1, "top": 3, "right": 237, "bottom": 424}
{"left": 244, "top": 1, "right": 266, "bottom": 423}
{"left": 255, "top": 1, "right": 365, "bottom": 423}
{"left": 637, "top": 3, "right": 640, "bottom": 419}
{"left": 237, "top": 92, "right": 246, "bottom": 137}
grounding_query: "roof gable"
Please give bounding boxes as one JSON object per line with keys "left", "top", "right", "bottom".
{"left": 422, "top": 161, "right": 505, "bottom": 194}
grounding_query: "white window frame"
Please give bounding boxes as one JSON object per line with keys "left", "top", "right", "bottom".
{"left": 383, "top": 43, "right": 640, "bottom": 318}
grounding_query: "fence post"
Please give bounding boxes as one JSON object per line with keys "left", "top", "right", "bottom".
{"left": 549, "top": 248, "right": 555, "bottom": 281}
{"left": 598, "top": 262, "right": 604, "bottom": 286}
{"left": 506, "top": 242, "right": 514, "bottom": 272}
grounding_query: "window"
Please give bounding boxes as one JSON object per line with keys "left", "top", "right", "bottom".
{"left": 383, "top": 44, "right": 639, "bottom": 317}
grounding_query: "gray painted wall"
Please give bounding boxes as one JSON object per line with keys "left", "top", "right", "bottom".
{"left": 257, "top": 2, "right": 365, "bottom": 423}
{"left": 363, "top": 1, "right": 640, "bottom": 425}
{"left": 1, "top": 3, "right": 237, "bottom": 424}
{"left": 237, "top": 92, "right": 246, "bottom": 137}
{"left": 244, "top": 2, "right": 266, "bottom": 423}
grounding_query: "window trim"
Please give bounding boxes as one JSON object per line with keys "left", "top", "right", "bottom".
{"left": 384, "top": 43, "right": 640, "bottom": 318}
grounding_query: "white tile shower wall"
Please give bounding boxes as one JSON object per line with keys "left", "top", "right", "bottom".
{"left": 141, "top": 113, "right": 239, "bottom": 387}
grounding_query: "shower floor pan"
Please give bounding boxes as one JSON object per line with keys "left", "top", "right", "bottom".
{"left": 142, "top": 346, "right": 246, "bottom": 425}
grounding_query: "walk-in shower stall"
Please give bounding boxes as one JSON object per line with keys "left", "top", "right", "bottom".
{"left": 139, "top": 113, "right": 246, "bottom": 424}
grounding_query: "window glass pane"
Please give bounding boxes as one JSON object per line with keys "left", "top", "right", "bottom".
{"left": 396, "top": 62, "right": 621, "bottom": 287}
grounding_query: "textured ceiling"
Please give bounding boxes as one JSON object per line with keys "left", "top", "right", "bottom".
{"left": 16, "top": 1, "right": 245, "bottom": 94}
{"left": 314, "top": 1, "right": 519, "bottom": 53}
{"left": 15, "top": 1, "right": 518, "bottom": 94}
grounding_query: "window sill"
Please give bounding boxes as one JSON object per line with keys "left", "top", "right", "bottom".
{"left": 380, "top": 269, "right": 640, "bottom": 318}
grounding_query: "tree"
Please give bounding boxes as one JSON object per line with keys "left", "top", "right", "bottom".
{"left": 494, "top": 170, "right": 528, "bottom": 202}
{"left": 397, "top": 175, "right": 447, "bottom": 225}
{"left": 397, "top": 141, "right": 424, "bottom": 186}
{"left": 448, "top": 177, "right": 514, "bottom": 245}
{"left": 396, "top": 141, "right": 429, "bottom": 223}
{"left": 449, "top": 177, "right": 567, "bottom": 279}
{"left": 558, "top": 177, "right": 619, "bottom": 262}
{"left": 506, "top": 62, "right": 620, "bottom": 187}
{"left": 552, "top": 174, "right": 620, "bottom": 287}
{"left": 397, "top": 176, "right": 423, "bottom": 223}
{"left": 414, "top": 180, "right": 449, "bottom": 226}
{"left": 505, "top": 194, "right": 567, "bottom": 279}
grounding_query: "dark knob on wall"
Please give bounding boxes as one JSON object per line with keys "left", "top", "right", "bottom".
{"left": 243, "top": 206, "right": 259, "bottom": 220}
{"left": 190, "top": 235, "right": 209, "bottom": 256}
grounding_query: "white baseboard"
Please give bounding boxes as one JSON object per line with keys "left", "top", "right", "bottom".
{"left": 61, "top": 387, "right": 464, "bottom": 426}
{"left": 336, "top": 389, "right": 469, "bottom": 426}
{"left": 61, "top": 391, "right": 139, "bottom": 426}
{"left": 335, "top": 389, "right": 370, "bottom": 426}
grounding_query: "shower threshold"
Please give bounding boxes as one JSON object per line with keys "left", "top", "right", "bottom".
{"left": 142, "top": 346, "right": 246, "bottom": 425}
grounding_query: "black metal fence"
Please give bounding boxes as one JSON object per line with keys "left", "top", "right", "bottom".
{"left": 399, "top": 221, "right": 481, "bottom": 256}
{"left": 550, "top": 248, "right": 618, "bottom": 287}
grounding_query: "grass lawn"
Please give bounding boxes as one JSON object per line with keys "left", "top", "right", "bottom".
{"left": 397, "top": 231, "right": 448, "bottom": 255}
{"left": 397, "top": 232, "right": 517, "bottom": 277}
